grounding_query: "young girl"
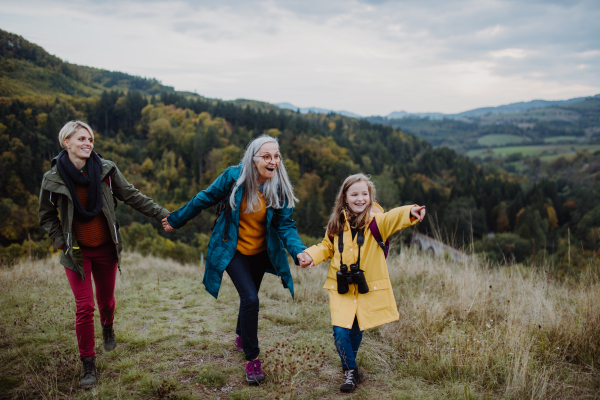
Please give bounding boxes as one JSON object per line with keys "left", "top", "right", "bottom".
{"left": 298, "top": 174, "right": 425, "bottom": 393}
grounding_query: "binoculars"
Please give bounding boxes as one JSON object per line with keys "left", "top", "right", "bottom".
{"left": 336, "top": 262, "right": 369, "bottom": 295}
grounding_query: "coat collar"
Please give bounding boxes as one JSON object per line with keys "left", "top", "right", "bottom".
{"left": 47, "top": 153, "right": 114, "bottom": 185}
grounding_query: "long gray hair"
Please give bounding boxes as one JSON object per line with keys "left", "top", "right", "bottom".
{"left": 230, "top": 135, "right": 298, "bottom": 212}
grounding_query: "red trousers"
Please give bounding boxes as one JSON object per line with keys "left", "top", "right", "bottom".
{"left": 64, "top": 241, "right": 118, "bottom": 359}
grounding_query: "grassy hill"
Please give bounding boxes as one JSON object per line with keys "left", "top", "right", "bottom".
{"left": 0, "top": 29, "right": 174, "bottom": 97}
{"left": 1, "top": 250, "right": 599, "bottom": 399}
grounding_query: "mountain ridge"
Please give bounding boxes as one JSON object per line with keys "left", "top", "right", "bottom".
{"left": 275, "top": 102, "right": 362, "bottom": 118}
{"left": 276, "top": 95, "right": 600, "bottom": 121}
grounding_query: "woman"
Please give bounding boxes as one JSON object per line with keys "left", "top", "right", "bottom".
{"left": 162, "top": 135, "right": 307, "bottom": 384}
{"left": 39, "top": 121, "right": 169, "bottom": 388}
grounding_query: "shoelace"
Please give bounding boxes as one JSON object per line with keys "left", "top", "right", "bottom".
{"left": 83, "top": 359, "right": 95, "bottom": 375}
{"left": 344, "top": 369, "right": 355, "bottom": 385}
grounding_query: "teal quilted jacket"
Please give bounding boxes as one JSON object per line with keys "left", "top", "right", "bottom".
{"left": 167, "top": 164, "right": 306, "bottom": 299}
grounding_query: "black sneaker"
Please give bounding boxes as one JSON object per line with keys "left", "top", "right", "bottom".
{"left": 343, "top": 367, "right": 363, "bottom": 383}
{"left": 340, "top": 368, "right": 359, "bottom": 392}
{"left": 80, "top": 356, "right": 97, "bottom": 388}
{"left": 102, "top": 324, "right": 117, "bottom": 351}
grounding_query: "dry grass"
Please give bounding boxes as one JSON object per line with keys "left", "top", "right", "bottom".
{"left": 0, "top": 249, "right": 599, "bottom": 399}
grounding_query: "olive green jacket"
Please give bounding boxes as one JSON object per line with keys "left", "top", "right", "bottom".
{"left": 38, "top": 155, "right": 169, "bottom": 279}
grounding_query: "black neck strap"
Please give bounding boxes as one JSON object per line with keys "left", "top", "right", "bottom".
{"left": 338, "top": 228, "right": 364, "bottom": 267}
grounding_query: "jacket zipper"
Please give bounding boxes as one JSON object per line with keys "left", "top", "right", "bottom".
{"left": 113, "top": 224, "right": 118, "bottom": 244}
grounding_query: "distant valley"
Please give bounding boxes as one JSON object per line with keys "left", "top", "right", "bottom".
{"left": 279, "top": 95, "right": 600, "bottom": 163}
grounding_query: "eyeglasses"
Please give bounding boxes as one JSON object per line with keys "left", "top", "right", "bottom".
{"left": 254, "top": 153, "right": 283, "bottom": 163}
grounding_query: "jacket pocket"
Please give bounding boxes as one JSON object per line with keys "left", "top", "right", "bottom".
{"left": 328, "top": 289, "right": 343, "bottom": 312}
{"left": 364, "top": 279, "right": 392, "bottom": 313}
{"left": 323, "top": 278, "right": 342, "bottom": 312}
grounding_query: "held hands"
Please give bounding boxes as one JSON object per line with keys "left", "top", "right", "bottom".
{"left": 297, "top": 252, "right": 314, "bottom": 269}
{"left": 161, "top": 216, "right": 176, "bottom": 232}
{"left": 411, "top": 205, "right": 426, "bottom": 222}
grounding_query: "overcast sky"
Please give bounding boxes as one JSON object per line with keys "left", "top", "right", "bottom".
{"left": 1, "top": 0, "right": 599, "bottom": 115}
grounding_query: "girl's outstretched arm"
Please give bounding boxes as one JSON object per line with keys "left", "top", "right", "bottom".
{"left": 303, "top": 231, "right": 334, "bottom": 269}
{"left": 376, "top": 204, "right": 425, "bottom": 239}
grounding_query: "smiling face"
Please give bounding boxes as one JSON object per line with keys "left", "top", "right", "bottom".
{"left": 345, "top": 181, "right": 371, "bottom": 214}
{"left": 64, "top": 128, "right": 94, "bottom": 164}
{"left": 254, "top": 142, "right": 281, "bottom": 184}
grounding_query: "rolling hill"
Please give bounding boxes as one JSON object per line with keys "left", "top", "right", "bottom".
{"left": 0, "top": 29, "right": 175, "bottom": 97}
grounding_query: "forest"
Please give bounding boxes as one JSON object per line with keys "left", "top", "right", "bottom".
{"left": 1, "top": 28, "right": 600, "bottom": 274}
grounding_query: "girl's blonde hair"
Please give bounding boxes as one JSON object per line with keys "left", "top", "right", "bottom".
{"left": 327, "top": 173, "right": 377, "bottom": 237}
{"left": 58, "top": 120, "right": 94, "bottom": 149}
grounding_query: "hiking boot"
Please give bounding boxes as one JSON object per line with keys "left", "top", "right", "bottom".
{"left": 245, "top": 358, "right": 265, "bottom": 384}
{"left": 235, "top": 335, "right": 243, "bottom": 353}
{"left": 340, "top": 368, "right": 359, "bottom": 393}
{"left": 80, "top": 356, "right": 97, "bottom": 388}
{"left": 102, "top": 324, "right": 117, "bottom": 351}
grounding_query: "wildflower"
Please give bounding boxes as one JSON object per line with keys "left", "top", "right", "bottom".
{"left": 180, "top": 362, "right": 184, "bottom": 365}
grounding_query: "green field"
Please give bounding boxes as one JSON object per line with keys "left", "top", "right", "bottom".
{"left": 467, "top": 144, "right": 600, "bottom": 160}
{"left": 477, "top": 134, "right": 528, "bottom": 146}
{"left": 544, "top": 136, "right": 583, "bottom": 143}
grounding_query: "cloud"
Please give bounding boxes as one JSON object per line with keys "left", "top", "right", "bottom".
{"left": 490, "top": 49, "right": 528, "bottom": 59}
{"left": 0, "top": 0, "right": 598, "bottom": 115}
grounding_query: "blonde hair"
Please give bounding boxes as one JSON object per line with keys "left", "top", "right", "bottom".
{"left": 327, "top": 173, "right": 377, "bottom": 237}
{"left": 58, "top": 121, "right": 94, "bottom": 149}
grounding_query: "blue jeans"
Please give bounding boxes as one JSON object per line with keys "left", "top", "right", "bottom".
{"left": 332, "top": 317, "right": 363, "bottom": 370}
{"left": 225, "top": 251, "right": 270, "bottom": 361}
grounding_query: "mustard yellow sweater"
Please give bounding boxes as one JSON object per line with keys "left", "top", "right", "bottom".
{"left": 236, "top": 191, "right": 267, "bottom": 255}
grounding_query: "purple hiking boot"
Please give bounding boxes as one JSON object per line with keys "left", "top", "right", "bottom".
{"left": 245, "top": 359, "right": 265, "bottom": 384}
{"left": 235, "top": 335, "right": 243, "bottom": 353}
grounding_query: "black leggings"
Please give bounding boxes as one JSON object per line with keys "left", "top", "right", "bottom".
{"left": 225, "top": 250, "right": 271, "bottom": 361}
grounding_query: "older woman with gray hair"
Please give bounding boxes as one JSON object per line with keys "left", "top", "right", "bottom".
{"left": 162, "top": 135, "right": 308, "bottom": 383}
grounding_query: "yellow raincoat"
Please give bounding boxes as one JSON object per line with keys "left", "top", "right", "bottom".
{"left": 304, "top": 204, "right": 418, "bottom": 331}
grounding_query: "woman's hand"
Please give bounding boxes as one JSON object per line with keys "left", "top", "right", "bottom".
{"left": 161, "top": 217, "right": 176, "bottom": 232}
{"left": 411, "top": 205, "right": 426, "bottom": 222}
{"left": 297, "top": 252, "right": 314, "bottom": 269}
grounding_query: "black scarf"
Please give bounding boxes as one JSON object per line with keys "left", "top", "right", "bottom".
{"left": 56, "top": 150, "right": 103, "bottom": 223}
